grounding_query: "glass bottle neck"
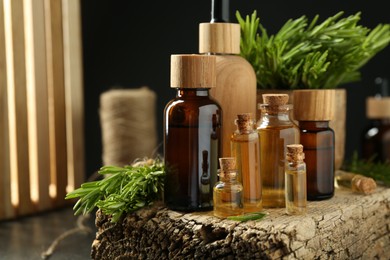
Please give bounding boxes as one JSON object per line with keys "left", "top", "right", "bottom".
{"left": 176, "top": 88, "right": 210, "bottom": 97}
{"left": 298, "top": 121, "right": 330, "bottom": 129}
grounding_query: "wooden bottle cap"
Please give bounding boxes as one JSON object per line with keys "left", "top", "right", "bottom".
{"left": 262, "top": 94, "right": 289, "bottom": 106}
{"left": 293, "top": 89, "right": 335, "bottom": 121}
{"left": 366, "top": 97, "right": 390, "bottom": 119}
{"left": 286, "top": 144, "right": 305, "bottom": 162}
{"left": 170, "top": 54, "right": 216, "bottom": 89}
{"left": 199, "top": 23, "right": 240, "bottom": 54}
{"left": 219, "top": 157, "right": 236, "bottom": 171}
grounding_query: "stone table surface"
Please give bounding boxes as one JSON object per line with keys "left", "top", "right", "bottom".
{"left": 0, "top": 206, "right": 96, "bottom": 260}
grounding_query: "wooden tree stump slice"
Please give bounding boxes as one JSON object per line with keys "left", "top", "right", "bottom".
{"left": 91, "top": 187, "right": 390, "bottom": 259}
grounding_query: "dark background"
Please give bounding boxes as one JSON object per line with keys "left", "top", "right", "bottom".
{"left": 80, "top": 0, "right": 390, "bottom": 177}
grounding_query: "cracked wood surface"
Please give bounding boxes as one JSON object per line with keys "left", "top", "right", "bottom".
{"left": 91, "top": 186, "right": 390, "bottom": 259}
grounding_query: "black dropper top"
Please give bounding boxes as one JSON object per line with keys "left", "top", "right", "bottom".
{"left": 211, "top": 0, "right": 230, "bottom": 23}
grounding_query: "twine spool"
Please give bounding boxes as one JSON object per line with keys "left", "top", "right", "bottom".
{"left": 99, "top": 87, "right": 157, "bottom": 166}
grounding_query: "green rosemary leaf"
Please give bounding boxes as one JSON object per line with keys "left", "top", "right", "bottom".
{"left": 236, "top": 10, "right": 390, "bottom": 89}
{"left": 65, "top": 158, "right": 165, "bottom": 222}
{"left": 227, "top": 212, "right": 268, "bottom": 222}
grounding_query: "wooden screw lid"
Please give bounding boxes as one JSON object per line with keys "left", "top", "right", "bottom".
{"left": 293, "top": 89, "right": 335, "bottom": 121}
{"left": 170, "top": 54, "right": 216, "bottom": 89}
{"left": 199, "top": 23, "right": 240, "bottom": 54}
{"left": 366, "top": 97, "right": 390, "bottom": 119}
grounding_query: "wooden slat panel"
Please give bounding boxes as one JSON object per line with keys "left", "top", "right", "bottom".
{"left": 3, "top": 0, "right": 33, "bottom": 214}
{"left": 44, "top": 0, "right": 68, "bottom": 204}
{"left": 0, "top": 0, "right": 14, "bottom": 219}
{"left": 24, "top": 0, "right": 51, "bottom": 209}
{"left": 62, "top": 0, "right": 85, "bottom": 191}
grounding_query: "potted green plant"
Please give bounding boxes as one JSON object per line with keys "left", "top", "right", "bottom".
{"left": 236, "top": 10, "right": 390, "bottom": 169}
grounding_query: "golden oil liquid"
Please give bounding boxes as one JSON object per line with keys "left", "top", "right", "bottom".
{"left": 258, "top": 125, "right": 299, "bottom": 208}
{"left": 231, "top": 133, "right": 262, "bottom": 213}
{"left": 285, "top": 168, "right": 307, "bottom": 215}
{"left": 213, "top": 182, "right": 243, "bottom": 218}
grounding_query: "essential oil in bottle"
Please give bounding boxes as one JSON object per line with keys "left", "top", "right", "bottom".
{"left": 257, "top": 94, "right": 299, "bottom": 208}
{"left": 213, "top": 157, "right": 244, "bottom": 218}
{"left": 164, "top": 54, "right": 222, "bottom": 212}
{"left": 293, "top": 90, "right": 335, "bottom": 200}
{"left": 285, "top": 144, "right": 307, "bottom": 215}
{"left": 230, "top": 113, "right": 262, "bottom": 213}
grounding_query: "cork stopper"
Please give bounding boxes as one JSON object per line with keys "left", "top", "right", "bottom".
{"left": 235, "top": 113, "right": 253, "bottom": 132}
{"left": 199, "top": 23, "right": 240, "bottom": 54}
{"left": 286, "top": 144, "right": 305, "bottom": 163}
{"left": 262, "top": 94, "right": 289, "bottom": 106}
{"left": 259, "top": 94, "right": 290, "bottom": 114}
{"left": 366, "top": 97, "right": 390, "bottom": 119}
{"left": 170, "top": 54, "right": 216, "bottom": 89}
{"left": 351, "top": 175, "right": 377, "bottom": 195}
{"left": 293, "top": 89, "right": 335, "bottom": 121}
{"left": 219, "top": 157, "right": 236, "bottom": 171}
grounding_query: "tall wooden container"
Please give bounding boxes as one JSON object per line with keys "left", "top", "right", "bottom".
{"left": 0, "top": 0, "right": 84, "bottom": 220}
{"left": 199, "top": 22, "right": 257, "bottom": 157}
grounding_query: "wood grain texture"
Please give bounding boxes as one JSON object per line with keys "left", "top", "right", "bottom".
{"left": 4, "top": 0, "right": 33, "bottom": 215}
{"left": 62, "top": 0, "right": 85, "bottom": 191}
{"left": 293, "top": 89, "right": 336, "bottom": 121}
{"left": 24, "top": 0, "right": 51, "bottom": 209}
{"left": 210, "top": 55, "right": 257, "bottom": 157}
{"left": 0, "top": 0, "right": 14, "bottom": 219}
{"left": 91, "top": 187, "right": 390, "bottom": 259}
{"left": 170, "top": 54, "right": 216, "bottom": 89}
{"left": 44, "top": 0, "right": 68, "bottom": 203}
{"left": 199, "top": 23, "right": 240, "bottom": 54}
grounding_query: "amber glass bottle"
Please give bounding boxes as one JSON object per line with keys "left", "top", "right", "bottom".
{"left": 293, "top": 90, "right": 335, "bottom": 200}
{"left": 257, "top": 94, "right": 299, "bottom": 208}
{"left": 230, "top": 113, "right": 262, "bottom": 213}
{"left": 285, "top": 144, "right": 307, "bottom": 215}
{"left": 164, "top": 55, "right": 222, "bottom": 212}
{"left": 213, "top": 157, "right": 244, "bottom": 218}
{"left": 362, "top": 96, "right": 390, "bottom": 163}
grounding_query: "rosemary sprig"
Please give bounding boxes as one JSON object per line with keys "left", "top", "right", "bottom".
{"left": 236, "top": 10, "right": 390, "bottom": 89}
{"left": 342, "top": 152, "right": 390, "bottom": 186}
{"left": 227, "top": 212, "right": 267, "bottom": 222}
{"left": 65, "top": 158, "right": 165, "bottom": 222}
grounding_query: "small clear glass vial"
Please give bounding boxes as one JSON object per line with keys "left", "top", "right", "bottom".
{"left": 285, "top": 144, "right": 307, "bottom": 215}
{"left": 230, "top": 113, "right": 262, "bottom": 213}
{"left": 213, "top": 157, "right": 244, "bottom": 218}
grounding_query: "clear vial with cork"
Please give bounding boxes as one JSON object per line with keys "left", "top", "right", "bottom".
{"left": 230, "top": 113, "right": 262, "bottom": 213}
{"left": 285, "top": 144, "right": 307, "bottom": 215}
{"left": 293, "top": 89, "right": 335, "bottom": 200}
{"left": 256, "top": 94, "right": 299, "bottom": 208}
{"left": 164, "top": 54, "right": 222, "bottom": 212}
{"left": 213, "top": 157, "right": 244, "bottom": 218}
